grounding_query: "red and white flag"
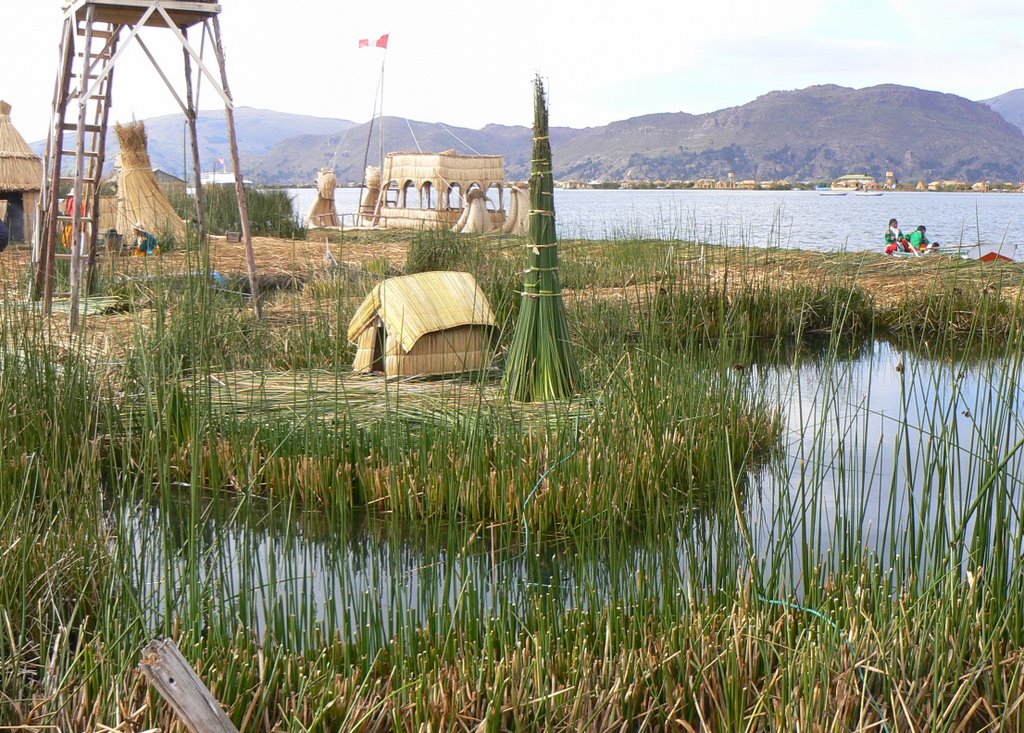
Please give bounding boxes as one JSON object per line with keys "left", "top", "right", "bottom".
{"left": 359, "top": 33, "right": 389, "bottom": 49}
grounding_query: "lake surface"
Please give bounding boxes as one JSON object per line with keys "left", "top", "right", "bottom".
{"left": 118, "top": 340, "right": 1024, "bottom": 639}
{"left": 289, "top": 187, "right": 1024, "bottom": 257}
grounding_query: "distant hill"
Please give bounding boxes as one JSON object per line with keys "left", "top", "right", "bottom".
{"left": 251, "top": 118, "right": 581, "bottom": 184}
{"left": 552, "top": 85, "right": 1024, "bottom": 182}
{"left": 255, "top": 85, "right": 1024, "bottom": 184}
{"left": 32, "top": 107, "right": 355, "bottom": 179}
{"left": 33, "top": 86, "right": 1024, "bottom": 185}
{"left": 980, "top": 89, "right": 1024, "bottom": 133}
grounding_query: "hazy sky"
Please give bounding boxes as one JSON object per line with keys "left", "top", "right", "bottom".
{"left": 4, "top": 0, "right": 1024, "bottom": 143}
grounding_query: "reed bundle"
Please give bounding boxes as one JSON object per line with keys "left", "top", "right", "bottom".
{"left": 503, "top": 77, "right": 580, "bottom": 401}
{"left": 191, "top": 370, "right": 587, "bottom": 432}
{"left": 114, "top": 121, "right": 186, "bottom": 244}
{"left": 306, "top": 168, "right": 340, "bottom": 228}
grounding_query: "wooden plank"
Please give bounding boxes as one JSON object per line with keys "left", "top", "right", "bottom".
{"left": 138, "top": 639, "right": 239, "bottom": 733}
{"left": 72, "top": 0, "right": 220, "bottom": 29}
{"left": 61, "top": 122, "right": 102, "bottom": 133}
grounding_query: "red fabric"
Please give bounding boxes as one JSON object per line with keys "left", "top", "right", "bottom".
{"left": 375, "top": 33, "right": 389, "bottom": 48}
{"left": 358, "top": 38, "right": 369, "bottom": 47}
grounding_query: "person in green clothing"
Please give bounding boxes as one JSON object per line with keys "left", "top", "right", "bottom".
{"left": 908, "top": 225, "right": 935, "bottom": 251}
{"left": 132, "top": 222, "right": 160, "bottom": 256}
{"left": 884, "top": 218, "right": 912, "bottom": 254}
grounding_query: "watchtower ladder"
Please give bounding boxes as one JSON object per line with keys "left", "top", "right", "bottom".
{"left": 32, "top": 0, "right": 261, "bottom": 330}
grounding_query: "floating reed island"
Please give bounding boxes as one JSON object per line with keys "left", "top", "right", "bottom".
{"left": 3, "top": 130, "right": 1024, "bottom": 730}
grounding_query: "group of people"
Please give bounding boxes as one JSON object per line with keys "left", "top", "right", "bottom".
{"left": 884, "top": 218, "right": 937, "bottom": 255}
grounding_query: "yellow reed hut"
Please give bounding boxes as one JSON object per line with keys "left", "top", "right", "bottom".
{"left": 348, "top": 271, "right": 497, "bottom": 377}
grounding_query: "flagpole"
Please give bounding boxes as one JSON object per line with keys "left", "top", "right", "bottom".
{"left": 378, "top": 46, "right": 387, "bottom": 171}
{"left": 356, "top": 34, "right": 389, "bottom": 224}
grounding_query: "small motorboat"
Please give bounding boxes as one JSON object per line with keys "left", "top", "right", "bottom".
{"left": 854, "top": 190, "right": 883, "bottom": 197}
{"left": 818, "top": 190, "right": 848, "bottom": 196}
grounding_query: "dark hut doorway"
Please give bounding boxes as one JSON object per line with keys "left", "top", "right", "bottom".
{"left": 1, "top": 193, "right": 25, "bottom": 243}
{"left": 371, "top": 319, "right": 386, "bottom": 373}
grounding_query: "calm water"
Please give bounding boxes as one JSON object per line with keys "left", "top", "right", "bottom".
{"left": 118, "top": 341, "right": 1024, "bottom": 638}
{"left": 289, "top": 187, "right": 1024, "bottom": 256}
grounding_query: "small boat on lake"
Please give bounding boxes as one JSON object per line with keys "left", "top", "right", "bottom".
{"left": 818, "top": 190, "right": 848, "bottom": 196}
{"left": 854, "top": 191, "right": 884, "bottom": 197}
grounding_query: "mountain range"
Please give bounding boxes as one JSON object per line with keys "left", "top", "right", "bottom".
{"left": 35, "top": 85, "right": 1024, "bottom": 184}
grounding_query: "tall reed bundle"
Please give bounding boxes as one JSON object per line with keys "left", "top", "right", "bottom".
{"left": 306, "top": 167, "right": 340, "bottom": 227}
{"left": 504, "top": 77, "right": 579, "bottom": 401}
{"left": 114, "top": 121, "right": 186, "bottom": 243}
{"left": 0, "top": 101, "right": 41, "bottom": 192}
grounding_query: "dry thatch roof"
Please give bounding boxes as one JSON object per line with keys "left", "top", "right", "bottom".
{"left": 0, "top": 101, "right": 42, "bottom": 192}
{"left": 347, "top": 271, "right": 497, "bottom": 351}
{"left": 114, "top": 121, "right": 186, "bottom": 241}
{"left": 381, "top": 150, "right": 504, "bottom": 192}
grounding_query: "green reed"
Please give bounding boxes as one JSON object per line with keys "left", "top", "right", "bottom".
{"left": 2, "top": 227, "right": 1024, "bottom": 730}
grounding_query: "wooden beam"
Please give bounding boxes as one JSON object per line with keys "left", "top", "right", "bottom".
{"left": 71, "top": 0, "right": 220, "bottom": 29}
{"left": 154, "top": 5, "right": 231, "bottom": 106}
{"left": 211, "top": 15, "right": 261, "bottom": 319}
{"left": 138, "top": 639, "right": 239, "bottom": 733}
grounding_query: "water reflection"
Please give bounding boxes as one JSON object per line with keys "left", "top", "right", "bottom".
{"left": 111, "top": 339, "right": 1024, "bottom": 643}
{"left": 750, "top": 339, "right": 1024, "bottom": 588}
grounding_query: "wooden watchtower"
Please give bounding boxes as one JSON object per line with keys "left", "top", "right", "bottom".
{"left": 33, "top": 0, "right": 260, "bottom": 329}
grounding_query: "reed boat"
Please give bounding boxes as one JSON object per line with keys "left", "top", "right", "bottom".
{"left": 357, "top": 150, "right": 528, "bottom": 234}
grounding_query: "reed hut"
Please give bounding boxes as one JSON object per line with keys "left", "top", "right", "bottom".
{"left": 0, "top": 101, "right": 42, "bottom": 244}
{"left": 348, "top": 271, "right": 497, "bottom": 377}
{"left": 306, "top": 167, "right": 340, "bottom": 227}
{"left": 114, "top": 121, "right": 186, "bottom": 243}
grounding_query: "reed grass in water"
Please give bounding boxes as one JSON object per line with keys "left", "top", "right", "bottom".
{"left": 3, "top": 217, "right": 1024, "bottom": 729}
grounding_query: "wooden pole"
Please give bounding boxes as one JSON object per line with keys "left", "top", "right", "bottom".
{"left": 182, "top": 29, "right": 208, "bottom": 256}
{"left": 139, "top": 639, "right": 239, "bottom": 733}
{"left": 210, "top": 15, "right": 261, "bottom": 318}
{"left": 35, "top": 18, "right": 76, "bottom": 307}
{"left": 68, "top": 5, "right": 97, "bottom": 332}
{"left": 86, "top": 29, "right": 118, "bottom": 293}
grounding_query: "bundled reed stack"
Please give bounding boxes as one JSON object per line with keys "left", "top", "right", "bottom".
{"left": 501, "top": 184, "right": 529, "bottom": 235}
{"left": 358, "top": 165, "right": 381, "bottom": 226}
{"left": 114, "top": 121, "right": 186, "bottom": 243}
{"left": 0, "top": 101, "right": 42, "bottom": 244}
{"left": 452, "top": 188, "right": 490, "bottom": 233}
{"left": 306, "top": 167, "right": 340, "bottom": 227}
{"left": 504, "top": 77, "right": 580, "bottom": 401}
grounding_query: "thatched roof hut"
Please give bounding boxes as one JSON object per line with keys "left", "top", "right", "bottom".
{"left": 0, "top": 101, "right": 42, "bottom": 244}
{"left": 348, "top": 271, "right": 497, "bottom": 377}
{"left": 114, "top": 121, "right": 186, "bottom": 243}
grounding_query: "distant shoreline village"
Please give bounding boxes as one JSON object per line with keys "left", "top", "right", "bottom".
{"left": 555, "top": 171, "right": 1024, "bottom": 192}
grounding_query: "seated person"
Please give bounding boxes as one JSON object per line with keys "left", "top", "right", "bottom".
{"left": 132, "top": 222, "right": 160, "bottom": 256}
{"left": 908, "top": 225, "right": 936, "bottom": 251}
{"left": 884, "top": 218, "right": 912, "bottom": 254}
